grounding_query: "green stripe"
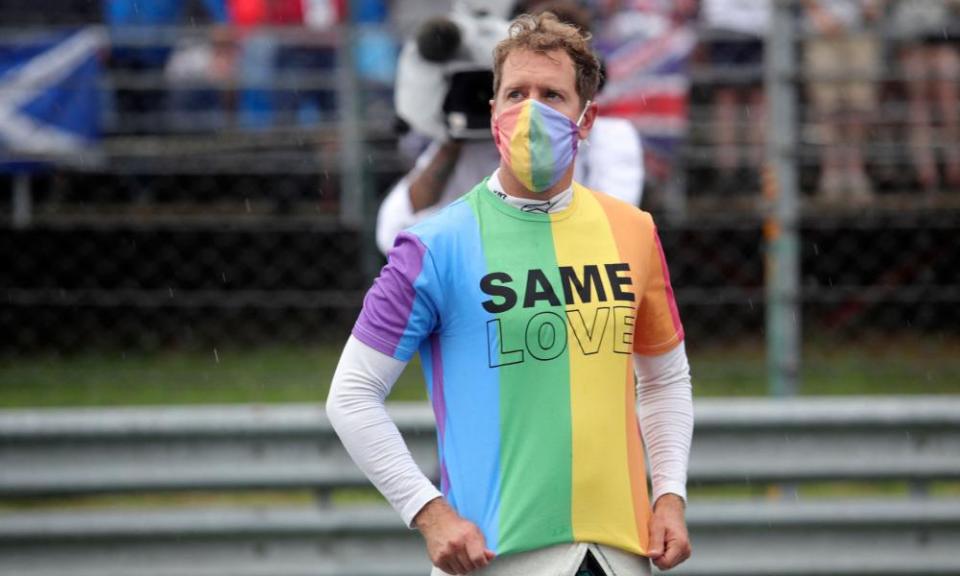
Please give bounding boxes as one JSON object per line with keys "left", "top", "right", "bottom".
{"left": 528, "top": 106, "right": 556, "bottom": 192}
{"left": 472, "top": 186, "right": 573, "bottom": 553}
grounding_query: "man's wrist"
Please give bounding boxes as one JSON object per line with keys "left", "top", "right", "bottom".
{"left": 654, "top": 493, "right": 686, "bottom": 512}
{"left": 412, "top": 496, "right": 449, "bottom": 531}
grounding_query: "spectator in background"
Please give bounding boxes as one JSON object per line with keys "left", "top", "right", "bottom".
{"left": 889, "top": 0, "right": 960, "bottom": 193}
{"left": 801, "top": 0, "right": 883, "bottom": 204}
{"left": 104, "top": 0, "right": 228, "bottom": 133}
{"left": 165, "top": 25, "right": 240, "bottom": 131}
{"left": 227, "top": 0, "right": 305, "bottom": 128}
{"left": 701, "top": 0, "right": 769, "bottom": 195}
{"left": 586, "top": 0, "right": 698, "bottom": 206}
{"left": 376, "top": 0, "right": 644, "bottom": 255}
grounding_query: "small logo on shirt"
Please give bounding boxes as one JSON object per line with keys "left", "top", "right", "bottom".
{"left": 520, "top": 199, "right": 558, "bottom": 214}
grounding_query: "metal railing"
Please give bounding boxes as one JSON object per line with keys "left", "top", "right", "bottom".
{"left": 2, "top": 397, "right": 959, "bottom": 575}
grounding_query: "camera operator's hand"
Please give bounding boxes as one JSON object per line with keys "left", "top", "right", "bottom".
{"left": 409, "top": 140, "right": 464, "bottom": 212}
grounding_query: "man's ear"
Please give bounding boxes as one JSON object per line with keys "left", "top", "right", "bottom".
{"left": 577, "top": 101, "right": 599, "bottom": 140}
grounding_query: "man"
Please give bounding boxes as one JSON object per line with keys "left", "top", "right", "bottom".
{"left": 376, "top": 1, "right": 643, "bottom": 255}
{"left": 328, "top": 13, "right": 693, "bottom": 576}
{"left": 800, "top": 0, "right": 882, "bottom": 202}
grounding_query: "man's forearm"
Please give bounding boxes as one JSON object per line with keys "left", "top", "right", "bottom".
{"left": 634, "top": 343, "right": 694, "bottom": 503}
{"left": 409, "top": 140, "right": 463, "bottom": 212}
{"left": 326, "top": 336, "right": 441, "bottom": 525}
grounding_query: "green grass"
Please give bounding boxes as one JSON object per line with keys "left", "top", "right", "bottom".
{"left": 1, "top": 334, "right": 958, "bottom": 408}
{"left": 0, "top": 344, "right": 427, "bottom": 407}
{"left": 690, "top": 335, "right": 960, "bottom": 396}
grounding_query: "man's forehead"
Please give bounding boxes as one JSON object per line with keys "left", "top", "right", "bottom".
{"left": 501, "top": 48, "right": 575, "bottom": 82}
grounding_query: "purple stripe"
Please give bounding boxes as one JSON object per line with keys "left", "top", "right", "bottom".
{"left": 544, "top": 106, "right": 575, "bottom": 186}
{"left": 430, "top": 333, "right": 451, "bottom": 495}
{"left": 352, "top": 232, "right": 426, "bottom": 357}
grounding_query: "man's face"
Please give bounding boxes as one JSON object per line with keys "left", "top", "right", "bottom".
{"left": 492, "top": 48, "right": 593, "bottom": 138}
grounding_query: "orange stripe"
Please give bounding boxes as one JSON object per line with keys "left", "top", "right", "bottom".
{"left": 589, "top": 188, "right": 648, "bottom": 288}
{"left": 624, "top": 357, "right": 651, "bottom": 552}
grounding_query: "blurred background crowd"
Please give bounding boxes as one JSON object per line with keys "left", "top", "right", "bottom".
{"left": 1, "top": 0, "right": 958, "bottom": 400}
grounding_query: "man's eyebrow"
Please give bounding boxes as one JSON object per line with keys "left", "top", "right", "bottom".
{"left": 501, "top": 82, "right": 571, "bottom": 94}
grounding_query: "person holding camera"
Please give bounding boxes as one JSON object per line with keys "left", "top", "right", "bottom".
{"left": 376, "top": 2, "right": 644, "bottom": 255}
{"left": 328, "top": 12, "right": 692, "bottom": 576}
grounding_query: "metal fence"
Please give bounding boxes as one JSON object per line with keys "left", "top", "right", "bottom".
{"left": 3, "top": 397, "right": 959, "bottom": 575}
{"left": 1, "top": 1, "right": 958, "bottom": 396}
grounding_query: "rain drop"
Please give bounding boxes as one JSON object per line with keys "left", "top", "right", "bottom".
{"left": 244, "top": 198, "right": 251, "bottom": 213}
{"left": 213, "top": 348, "right": 220, "bottom": 364}
{"left": 168, "top": 287, "right": 175, "bottom": 298}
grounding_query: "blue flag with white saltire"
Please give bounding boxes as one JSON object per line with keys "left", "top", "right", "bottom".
{"left": 0, "top": 28, "right": 104, "bottom": 169}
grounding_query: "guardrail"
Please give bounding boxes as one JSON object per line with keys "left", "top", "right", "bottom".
{"left": 2, "top": 397, "right": 959, "bottom": 575}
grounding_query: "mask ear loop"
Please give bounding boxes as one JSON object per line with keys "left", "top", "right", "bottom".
{"left": 575, "top": 100, "right": 592, "bottom": 127}
{"left": 575, "top": 100, "right": 592, "bottom": 146}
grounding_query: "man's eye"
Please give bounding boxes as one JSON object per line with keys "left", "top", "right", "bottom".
{"left": 507, "top": 91, "right": 523, "bottom": 99}
{"left": 546, "top": 92, "right": 563, "bottom": 101}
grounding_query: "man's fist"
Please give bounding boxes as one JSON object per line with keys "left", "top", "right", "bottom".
{"left": 647, "top": 494, "right": 692, "bottom": 571}
{"left": 414, "top": 498, "right": 496, "bottom": 574}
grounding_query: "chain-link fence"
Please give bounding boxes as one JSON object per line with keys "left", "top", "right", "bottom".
{"left": 1, "top": 0, "right": 958, "bottom": 402}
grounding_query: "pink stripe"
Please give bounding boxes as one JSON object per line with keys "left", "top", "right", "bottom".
{"left": 654, "top": 229, "right": 685, "bottom": 340}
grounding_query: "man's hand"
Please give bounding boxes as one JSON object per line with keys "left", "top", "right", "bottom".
{"left": 647, "top": 494, "right": 691, "bottom": 571}
{"left": 413, "top": 497, "right": 496, "bottom": 574}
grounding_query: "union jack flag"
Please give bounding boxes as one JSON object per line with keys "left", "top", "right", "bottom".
{"left": 594, "top": 5, "right": 697, "bottom": 181}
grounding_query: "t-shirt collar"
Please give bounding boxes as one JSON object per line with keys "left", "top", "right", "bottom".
{"left": 488, "top": 169, "right": 574, "bottom": 214}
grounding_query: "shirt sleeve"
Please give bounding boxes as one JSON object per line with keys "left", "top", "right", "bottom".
{"left": 326, "top": 335, "right": 442, "bottom": 526}
{"left": 353, "top": 231, "right": 443, "bottom": 361}
{"left": 634, "top": 342, "right": 693, "bottom": 503}
{"left": 633, "top": 223, "right": 685, "bottom": 355}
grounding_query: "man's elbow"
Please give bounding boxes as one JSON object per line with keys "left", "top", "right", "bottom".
{"left": 325, "top": 382, "right": 345, "bottom": 433}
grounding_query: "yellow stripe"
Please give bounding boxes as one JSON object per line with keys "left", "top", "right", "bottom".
{"left": 510, "top": 102, "right": 534, "bottom": 190}
{"left": 550, "top": 187, "right": 641, "bottom": 551}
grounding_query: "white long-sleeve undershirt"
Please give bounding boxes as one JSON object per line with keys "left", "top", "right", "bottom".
{"left": 326, "top": 335, "right": 693, "bottom": 528}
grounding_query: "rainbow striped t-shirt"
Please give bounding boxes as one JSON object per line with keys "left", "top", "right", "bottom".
{"left": 352, "top": 179, "right": 684, "bottom": 557}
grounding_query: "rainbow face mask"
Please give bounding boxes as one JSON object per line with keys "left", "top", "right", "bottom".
{"left": 492, "top": 98, "right": 590, "bottom": 194}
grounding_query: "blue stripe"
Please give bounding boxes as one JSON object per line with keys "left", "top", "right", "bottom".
{"left": 412, "top": 192, "right": 502, "bottom": 551}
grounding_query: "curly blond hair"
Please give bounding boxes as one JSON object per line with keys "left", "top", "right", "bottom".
{"left": 492, "top": 12, "right": 601, "bottom": 106}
